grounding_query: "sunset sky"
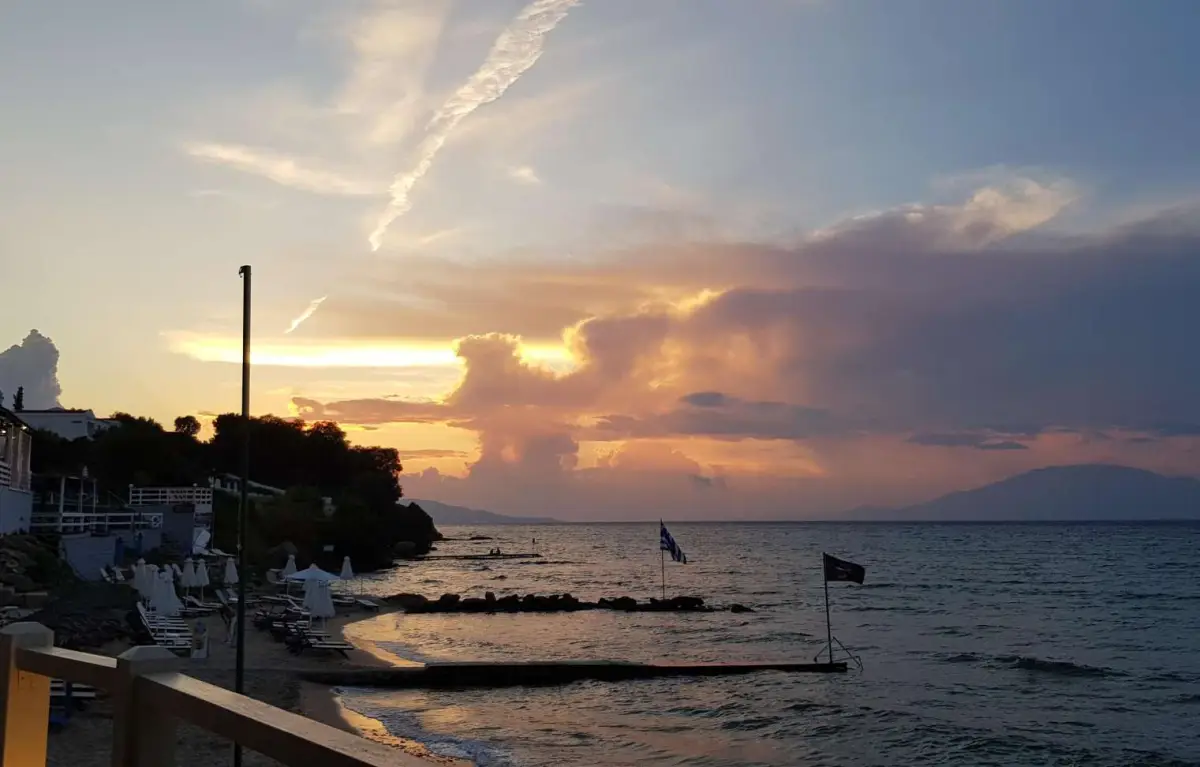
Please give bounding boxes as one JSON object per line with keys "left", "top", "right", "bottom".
{"left": 3, "top": 0, "right": 1200, "bottom": 519}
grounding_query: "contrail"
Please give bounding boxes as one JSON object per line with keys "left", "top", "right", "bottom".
{"left": 284, "top": 295, "right": 328, "bottom": 334}
{"left": 368, "top": 0, "right": 579, "bottom": 251}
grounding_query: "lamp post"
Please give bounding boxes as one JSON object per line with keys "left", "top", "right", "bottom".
{"left": 234, "top": 265, "right": 251, "bottom": 767}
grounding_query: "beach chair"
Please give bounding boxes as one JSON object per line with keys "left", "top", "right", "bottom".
{"left": 356, "top": 598, "right": 381, "bottom": 612}
{"left": 51, "top": 680, "right": 97, "bottom": 707}
{"left": 99, "top": 566, "right": 114, "bottom": 583}
{"left": 284, "top": 631, "right": 353, "bottom": 658}
{"left": 185, "top": 595, "right": 220, "bottom": 612}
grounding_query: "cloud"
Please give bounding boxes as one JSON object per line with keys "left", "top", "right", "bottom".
{"left": 184, "top": 142, "right": 379, "bottom": 196}
{"left": 284, "top": 178, "right": 1200, "bottom": 516}
{"left": 284, "top": 295, "right": 328, "bottom": 334}
{"left": 907, "top": 432, "right": 1030, "bottom": 451}
{"left": 397, "top": 448, "right": 470, "bottom": 460}
{"left": 369, "top": 0, "right": 580, "bottom": 250}
{"left": 0, "top": 330, "right": 63, "bottom": 410}
{"left": 507, "top": 165, "right": 542, "bottom": 185}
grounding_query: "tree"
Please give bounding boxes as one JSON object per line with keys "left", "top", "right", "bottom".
{"left": 12, "top": 387, "right": 23, "bottom": 412}
{"left": 173, "top": 415, "right": 201, "bottom": 437}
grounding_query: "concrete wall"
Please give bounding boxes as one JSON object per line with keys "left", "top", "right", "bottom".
{"left": 0, "top": 488, "right": 31, "bottom": 533}
{"left": 114, "top": 528, "right": 162, "bottom": 558}
{"left": 161, "top": 504, "right": 195, "bottom": 549}
{"left": 60, "top": 534, "right": 120, "bottom": 580}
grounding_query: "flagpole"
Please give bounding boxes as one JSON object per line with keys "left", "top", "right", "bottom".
{"left": 660, "top": 520, "right": 666, "bottom": 600}
{"left": 823, "top": 556, "right": 833, "bottom": 665}
{"left": 661, "top": 548, "right": 666, "bottom": 600}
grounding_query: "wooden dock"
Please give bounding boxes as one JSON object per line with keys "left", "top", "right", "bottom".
{"left": 300, "top": 659, "right": 847, "bottom": 689}
{"left": 418, "top": 553, "right": 540, "bottom": 561}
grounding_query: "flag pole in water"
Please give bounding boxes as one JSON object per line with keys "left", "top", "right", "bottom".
{"left": 823, "top": 559, "right": 833, "bottom": 664}
{"left": 661, "top": 535, "right": 666, "bottom": 600}
{"left": 659, "top": 522, "right": 687, "bottom": 600}
{"left": 821, "top": 552, "right": 867, "bottom": 665}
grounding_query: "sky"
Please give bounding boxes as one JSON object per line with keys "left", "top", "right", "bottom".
{"left": 2, "top": 0, "right": 1200, "bottom": 519}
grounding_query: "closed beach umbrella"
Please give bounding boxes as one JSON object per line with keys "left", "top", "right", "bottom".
{"left": 305, "top": 581, "right": 337, "bottom": 626}
{"left": 139, "top": 565, "right": 158, "bottom": 600}
{"left": 151, "top": 571, "right": 180, "bottom": 616}
{"left": 339, "top": 556, "right": 354, "bottom": 580}
{"left": 194, "top": 560, "right": 210, "bottom": 593}
{"left": 172, "top": 563, "right": 184, "bottom": 579}
{"left": 165, "top": 571, "right": 184, "bottom": 616}
{"left": 223, "top": 557, "right": 239, "bottom": 586}
{"left": 281, "top": 554, "right": 298, "bottom": 577}
{"left": 181, "top": 559, "right": 197, "bottom": 594}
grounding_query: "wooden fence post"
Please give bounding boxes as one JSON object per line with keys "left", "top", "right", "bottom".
{"left": 112, "top": 645, "right": 181, "bottom": 767}
{"left": 0, "top": 622, "right": 54, "bottom": 767}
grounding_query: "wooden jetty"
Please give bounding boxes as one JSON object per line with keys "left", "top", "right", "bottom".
{"left": 300, "top": 659, "right": 847, "bottom": 689}
{"left": 418, "top": 553, "right": 540, "bottom": 561}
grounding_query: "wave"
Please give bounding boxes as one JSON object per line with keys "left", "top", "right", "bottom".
{"left": 339, "top": 696, "right": 510, "bottom": 766}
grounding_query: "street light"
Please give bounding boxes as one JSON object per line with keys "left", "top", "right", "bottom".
{"left": 234, "top": 265, "right": 251, "bottom": 767}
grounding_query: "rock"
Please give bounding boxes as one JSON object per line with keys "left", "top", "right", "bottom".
{"left": 393, "top": 541, "right": 418, "bottom": 558}
{"left": 469, "top": 536, "right": 494, "bottom": 541}
{"left": 674, "top": 596, "right": 705, "bottom": 611}
{"left": 20, "top": 591, "right": 48, "bottom": 608}
{"left": 484, "top": 592, "right": 496, "bottom": 603}
{"left": 459, "top": 597, "right": 488, "bottom": 611}
{"left": 604, "top": 596, "right": 639, "bottom": 612}
{"left": 436, "top": 593, "right": 461, "bottom": 608}
{"left": 386, "top": 593, "right": 429, "bottom": 611}
{"left": 0, "top": 573, "right": 35, "bottom": 592}
{"left": 0, "top": 586, "right": 16, "bottom": 607}
{"left": 730, "top": 604, "right": 754, "bottom": 613}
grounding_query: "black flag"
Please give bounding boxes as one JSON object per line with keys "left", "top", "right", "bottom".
{"left": 823, "top": 553, "right": 865, "bottom": 584}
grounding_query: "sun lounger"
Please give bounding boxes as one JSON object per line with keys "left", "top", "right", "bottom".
{"left": 284, "top": 632, "right": 353, "bottom": 658}
{"left": 356, "top": 598, "right": 381, "bottom": 612}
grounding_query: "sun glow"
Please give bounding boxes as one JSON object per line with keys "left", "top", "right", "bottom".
{"left": 165, "top": 332, "right": 575, "bottom": 370}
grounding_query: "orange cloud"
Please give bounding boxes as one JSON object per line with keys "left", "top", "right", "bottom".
{"left": 289, "top": 184, "right": 1200, "bottom": 518}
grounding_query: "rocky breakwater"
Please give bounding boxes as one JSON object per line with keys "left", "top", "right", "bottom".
{"left": 0, "top": 533, "right": 74, "bottom": 610}
{"left": 0, "top": 533, "right": 135, "bottom": 650}
{"left": 28, "top": 583, "right": 137, "bottom": 650}
{"left": 386, "top": 592, "right": 755, "bottom": 614}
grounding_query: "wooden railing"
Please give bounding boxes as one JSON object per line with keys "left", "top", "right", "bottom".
{"left": 0, "top": 622, "right": 424, "bottom": 767}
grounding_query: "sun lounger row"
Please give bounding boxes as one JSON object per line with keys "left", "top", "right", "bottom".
{"left": 136, "top": 603, "right": 192, "bottom": 654}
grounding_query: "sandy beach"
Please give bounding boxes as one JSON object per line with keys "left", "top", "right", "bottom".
{"left": 45, "top": 602, "right": 467, "bottom": 767}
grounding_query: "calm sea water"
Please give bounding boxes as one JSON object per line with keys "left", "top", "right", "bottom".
{"left": 338, "top": 523, "right": 1200, "bottom": 766}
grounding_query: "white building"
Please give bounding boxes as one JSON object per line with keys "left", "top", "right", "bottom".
{"left": 0, "top": 408, "right": 33, "bottom": 533}
{"left": 16, "top": 408, "right": 117, "bottom": 440}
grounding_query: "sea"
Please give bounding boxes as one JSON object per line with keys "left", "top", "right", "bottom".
{"left": 336, "top": 522, "right": 1200, "bottom": 766}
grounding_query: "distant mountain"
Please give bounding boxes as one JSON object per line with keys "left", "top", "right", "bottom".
{"left": 407, "top": 499, "right": 558, "bottom": 525}
{"left": 847, "top": 464, "right": 1200, "bottom": 521}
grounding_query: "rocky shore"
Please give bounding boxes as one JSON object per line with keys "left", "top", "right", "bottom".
{"left": 385, "top": 592, "right": 754, "bottom": 614}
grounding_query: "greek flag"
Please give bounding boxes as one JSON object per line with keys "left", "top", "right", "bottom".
{"left": 660, "top": 522, "right": 687, "bottom": 564}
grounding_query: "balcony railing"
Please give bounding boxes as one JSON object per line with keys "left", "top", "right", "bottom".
{"left": 29, "top": 510, "right": 163, "bottom": 535}
{"left": 128, "top": 486, "right": 214, "bottom": 507}
{"left": 0, "top": 459, "right": 10, "bottom": 488}
{"left": 0, "top": 622, "right": 417, "bottom": 766}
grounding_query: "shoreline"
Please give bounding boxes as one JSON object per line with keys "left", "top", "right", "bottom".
{"left": 301, "top": 608, "right": 472, "bottom": 767}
